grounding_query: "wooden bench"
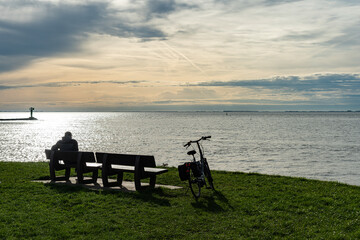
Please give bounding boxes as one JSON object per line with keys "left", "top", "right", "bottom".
{"left": 95, "top": 152, "right": 168, "bottom": 191}
{"left": 45, "top": 149, "right": 99, "bottom": 184}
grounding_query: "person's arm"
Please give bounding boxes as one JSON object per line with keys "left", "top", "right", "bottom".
{"left": 73, "top": 140, "right": 79, "bottom": 151}
{"left": 51, "top": 141, "right": 60, "bottom": 151}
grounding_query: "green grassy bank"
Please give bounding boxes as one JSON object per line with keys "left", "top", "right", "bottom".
{"left": 1, "top": 162, "right": 360, "bottom": 239}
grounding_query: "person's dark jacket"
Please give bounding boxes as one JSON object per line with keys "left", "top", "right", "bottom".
{"left": 51, "top": 137, "right": 78, "bottom": 151}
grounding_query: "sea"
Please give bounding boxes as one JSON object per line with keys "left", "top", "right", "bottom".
{"left": 1, "top": 111, "right": 359, "bottom": 186}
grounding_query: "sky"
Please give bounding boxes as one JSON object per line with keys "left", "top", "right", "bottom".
{"left": 1, "top": 0, "right": 360, "bottom": 111}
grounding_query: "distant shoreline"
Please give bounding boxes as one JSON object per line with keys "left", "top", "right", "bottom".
{"left": 1, "top": 110, "right": 360, "bottom": 113}
{"left": 224, "top": 110, "right": 360, "bottom": 113}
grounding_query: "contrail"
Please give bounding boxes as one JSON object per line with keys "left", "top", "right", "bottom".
{"left": 161, "top": 42, "right": 205, "bottom": 74}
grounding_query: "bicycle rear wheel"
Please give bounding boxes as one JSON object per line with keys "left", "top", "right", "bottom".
{"left": 204, "top": 160, "right": 215, "bottom": 190}
{"left": 188, "top": 167, "right": 201, "bottom": 199}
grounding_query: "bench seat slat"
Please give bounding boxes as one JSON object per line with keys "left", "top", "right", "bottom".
{"left": 110, "top": 164, "right": 168, "bottom": 174}
{"left": 86, "top": 162, "right": 102, "bottom": 168}
{"left": 144, "top": 167, "right": 168, "bottom": 174}
{"left": 111, "top": 164, "right": 134, "bottom": 171}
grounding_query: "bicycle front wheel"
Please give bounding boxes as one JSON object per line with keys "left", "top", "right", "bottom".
{"left": 188, "top": 167, "right": 201, "bottom": 199}
{"left": 204, "top": 160, "right": 215, "bottom": 190}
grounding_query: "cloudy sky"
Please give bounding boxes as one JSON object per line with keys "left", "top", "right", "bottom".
{"left": 1, "top": 0, "right": 360, "bottom": 111}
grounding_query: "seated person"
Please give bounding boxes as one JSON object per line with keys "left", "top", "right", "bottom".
{"left": 51, "top": 131, "right": 78, "bottom": 151}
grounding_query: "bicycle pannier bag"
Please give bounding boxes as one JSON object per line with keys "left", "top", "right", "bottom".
{"left": 178, "top": 162, "right": 191, "bottom": 181}
{"left": 191, "top": 161, "right": 202, "bottom": 178}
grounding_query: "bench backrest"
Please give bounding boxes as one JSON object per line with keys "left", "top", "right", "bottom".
{"left": 45, "top": 149, "right": 51, "bottom": 159}
{"left": 96, "top": 152, "right": 156, "bottom": 168}
{"left": 45, "top": 150, "right": 96, "bottom": 165}
{"left": 78, "top": 152, "right": 96, "bottom": 164}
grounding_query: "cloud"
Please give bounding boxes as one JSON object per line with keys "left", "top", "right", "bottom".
{"left": 146, "top": 0, "right": 178, "bottom": 16}
{"left": 0, "top": 80, "right": 144, "bottom": 90}
{"left": 278, "top": 30, "right": 325, "bottom": 42}
{"left": 263, "top": 0, "right": 303, "bottom": 6}
{"left": 159, "top": 88, "right": 218, "bottom": 100}
{"left": 195, "top": 73, "right": 360, "bottom": 92}
{"left": 144, "top": 0, "right": 197, "bottom": 19}
{"left": 191, "top": 73, "right": 360, "bottom": 108}
{"left": 0, "top": 1, "right": 104, "bottom": 71}
{"left": 0, "top": 85, "right": 12, "bottom": 90}
{"left": 4, "top": 74, "right": 357, "bottom": 109}
{"left": 152, "top": 100, "right": 192, "bottom": 104}
{"left": 0, "top": 55, "right": 34, "bottom": 72}
{"left": 0, "top": 2, "right": 107, "bottom": 54}
{"left": 0, "top": 0, "right": 197, "bottom": 72}
{"left": 212, "top": 0, "right": 303, "bottom": 10}
{"left": 324, "top": 22, "right": 360, "bottom": 48}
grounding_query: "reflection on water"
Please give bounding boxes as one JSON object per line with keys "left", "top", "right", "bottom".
{"left": 1, "top": 111, "right": 360, "bottom": 185}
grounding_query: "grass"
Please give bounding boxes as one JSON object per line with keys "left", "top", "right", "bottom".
{"left": 1, "top": 162, "right": 360, "bottom": 239}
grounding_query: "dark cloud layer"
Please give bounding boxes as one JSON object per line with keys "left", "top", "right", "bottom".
{"left": 145, "top": 0, "right": 196, "bottom": 19}
{"left": 0, "top": 1, "right": 194, "bottom": 72}
{"left": 196, "top": 74, "right": 360, "bottom": 92}
{"left": 0, "top": 2, "right": 105, "bottom": 71}
{"left": 0, "top": 80, "right": 143, "bottom": 90}
{"left": 263, "top": 0, "right": 303, "bottom": 6}
{"left": 0, "top": 3, "right": 104, "bottom": 56}
{"left": 195, "top": 73, "right": 360, "bottom": 108}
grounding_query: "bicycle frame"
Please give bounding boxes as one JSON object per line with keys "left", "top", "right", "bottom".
{"left": 193, "top": 140, "right": 205, "bottom": 182}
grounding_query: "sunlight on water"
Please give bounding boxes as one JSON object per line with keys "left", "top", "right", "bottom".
{"left": 1, "top": 111, "right": 360, "bottom": 186}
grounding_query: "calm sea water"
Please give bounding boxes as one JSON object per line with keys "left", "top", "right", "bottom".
{"left": 1, "top": 111, "right": 359, "bottom": 185}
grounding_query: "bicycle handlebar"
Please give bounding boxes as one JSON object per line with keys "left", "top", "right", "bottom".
{"left": 184, "top": 142, "right": 191, "bottom": 148}
{"left": 183, "top": 136, "right": 211, "bottom": 148}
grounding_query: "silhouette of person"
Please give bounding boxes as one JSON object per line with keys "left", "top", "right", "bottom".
{"left": 51, "top": 131, "right": 79, "bottom": 151}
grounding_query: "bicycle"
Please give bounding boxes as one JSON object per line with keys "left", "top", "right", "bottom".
{"left": 183, "top": 136, "right": 215, "bottom": 199}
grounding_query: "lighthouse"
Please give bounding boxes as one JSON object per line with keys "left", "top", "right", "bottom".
{"left": 29, "top": 107, "right": 36, "bottom": 119}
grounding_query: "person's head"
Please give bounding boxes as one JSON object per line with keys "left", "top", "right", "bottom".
{"left": 64, "top": 131, "right": 72, "bottom": 141}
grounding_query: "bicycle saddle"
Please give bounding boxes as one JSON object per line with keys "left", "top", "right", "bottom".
{"left": 187, "top": 150, "right": 196, "bottom": 156}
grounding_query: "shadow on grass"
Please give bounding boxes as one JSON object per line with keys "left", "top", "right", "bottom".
{"left": 37, "top": 176, "right": 51, "bottom": 180}
{"left": 45, "top": 182, "right": 172, "bottom": 207}
{"left": 214, "top": 190, "right": 234, "bottom": 209}
{"left": 191, "top": 190, "right": 233, "bottom": 212}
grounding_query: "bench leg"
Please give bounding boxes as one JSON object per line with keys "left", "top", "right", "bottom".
{"left": 49, "top": 163, "right": 71, "bottom": 182}
{"left": 102, "top": 171, "right": 110, "bottom": 187}
{"left": 77, "top": 166, "right": 84, "bottom": 184}
{"left": 134, "top": 170, "right": 142, "bottom": 191}
{"left": 149, "top": 175, "right": 156, "bottom": 188}
{"left": 134, "top": 177, "right": 141, "bottom": 191}
{"left": 78, "top": 169, "right": 98, "bottom": 184}
{"left": 117, "top": 172, "right": 123, "bottom": 186}
{"left": 102, "top": 169, "right": 120, "bottom": 187}
{"left": 101, "top": 165, "right": 109, "bottom": 187}
{"left": 65, "top": 168, "right": 71, "bottom": 180}
{"left": 134, "top": 175, "right": 156, "bottom": 191}
{"left": 134, "top": 174, "right": 157, "bottom": 191}
{"left": 92, "top": 169, "right": 98, "bottom": 184}
{"left": 49, "top": 163, "right": 56, "bottom": 181}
